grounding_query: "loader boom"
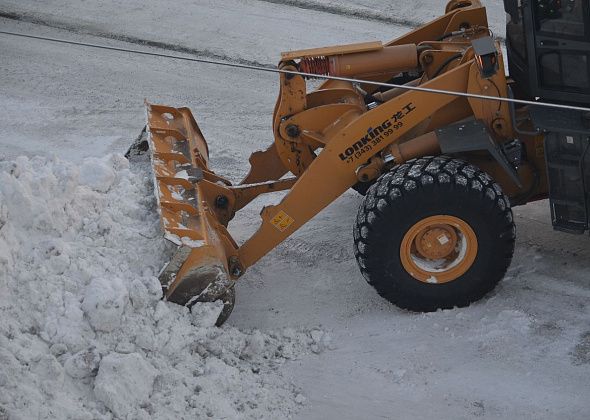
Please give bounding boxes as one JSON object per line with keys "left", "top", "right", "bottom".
{"left": 240, "top": 61, "right": 478, "bottom": 267}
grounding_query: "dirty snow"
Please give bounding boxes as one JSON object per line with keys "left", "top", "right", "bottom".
{"left": 0, "top": 155, "right": 316, "bottom": 419}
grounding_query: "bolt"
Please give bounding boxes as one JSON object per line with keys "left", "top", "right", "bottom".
{"left": 286, "top": 124, "right": 300, "bottom": 138}
{"left": 422, "top": 53, "right": 434, "bottom": 65}
{"left": 229, "top": 256, "right": 243, "bottom": 277}
{"left": 215, "top": 195, "right": 229, "bottom": 209}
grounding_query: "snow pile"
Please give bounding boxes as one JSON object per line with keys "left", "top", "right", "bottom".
{"left": 0, "top": 154, "right": 313, "bottom": 419}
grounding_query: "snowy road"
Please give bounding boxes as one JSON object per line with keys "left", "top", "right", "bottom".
{"left": 1, "top": 1, "right": 590, "bottom": 419}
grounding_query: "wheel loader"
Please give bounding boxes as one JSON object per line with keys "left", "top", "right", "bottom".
{"left": 136, "top": 0, "right": 590, "bottom": 324}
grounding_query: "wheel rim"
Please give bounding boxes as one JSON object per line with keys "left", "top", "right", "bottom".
{"left": 400, "top": 215, "right": 478, "bottom": 284}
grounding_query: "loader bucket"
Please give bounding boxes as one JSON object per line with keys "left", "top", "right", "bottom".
{"left": 145, "top": 102, "right": 236, "bottom": 307}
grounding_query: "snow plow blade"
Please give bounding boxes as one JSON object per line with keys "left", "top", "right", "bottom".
{"left": 145, "top": 102, "right": 238, "bottom": 308}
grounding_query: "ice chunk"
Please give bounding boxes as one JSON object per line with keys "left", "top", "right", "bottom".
{"left": 64, "top": 347, "right": 101, "bottom": 379}
{"left": 81, "top": 277, "right": 128, "bottom": 332}
{"left": 79, "top": 157, "right": 116, "bottom": 192}
{"left": 190, "top": 301, "right": 224, "bottom": 328}
{"left": 94, "top": 352, "right": 157, "bottom": 418}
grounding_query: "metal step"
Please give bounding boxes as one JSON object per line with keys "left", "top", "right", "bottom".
{"left": 544, "top": 130, "right": 590, "bottom": 233}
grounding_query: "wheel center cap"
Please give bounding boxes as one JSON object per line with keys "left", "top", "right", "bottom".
{"left": 400, "top": 215, "right": 478, "bottom": 284}
{"left": 415, "top": 225, "right": 458, "bottom": 259}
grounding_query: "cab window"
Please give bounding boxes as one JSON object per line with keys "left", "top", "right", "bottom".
{"left": 534, "top": 0, "right": 587, "bottom": 39}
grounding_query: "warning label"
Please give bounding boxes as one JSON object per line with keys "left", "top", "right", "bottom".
{"left": 270, "top": 210, "right": 294, "bottom": 232}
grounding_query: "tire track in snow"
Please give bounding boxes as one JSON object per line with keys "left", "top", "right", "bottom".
{"left": 0, "top": 10, "right": 275, "bottom": 69}
{"left": 256, "top": 0, "right": 421, "bottom": 28}
{"left": 257, "top": 0, "right": 506, "bottom": 42}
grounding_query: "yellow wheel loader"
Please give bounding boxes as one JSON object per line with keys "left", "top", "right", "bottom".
{"left": 136, "top": 0, "right": 590, "bottom": 324}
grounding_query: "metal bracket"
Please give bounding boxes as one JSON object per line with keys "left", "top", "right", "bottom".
{"left": 436, "top": 119, "right": 523, "bottom": 187}
{"left": 471, "top": 37, "right": 499, "bottom": 79}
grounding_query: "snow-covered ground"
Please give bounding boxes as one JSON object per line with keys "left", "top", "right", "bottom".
{"left": 1, "top": 1, "right": 589, "bottom": 419}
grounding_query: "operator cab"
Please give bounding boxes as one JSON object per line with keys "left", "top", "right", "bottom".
{"left": 505, "top": 0, "right": 590, "bottom": 105}
{"left": 505, "top": 0, "right": 590, "bottom": 233}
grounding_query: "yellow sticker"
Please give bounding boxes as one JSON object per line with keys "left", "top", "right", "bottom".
{"left": 270, "top": 210, "right": 294, "bottom": 232}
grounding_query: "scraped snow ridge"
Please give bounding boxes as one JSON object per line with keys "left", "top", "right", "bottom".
{"left": 0, "top": 154, "right": 313, "bottom": 419}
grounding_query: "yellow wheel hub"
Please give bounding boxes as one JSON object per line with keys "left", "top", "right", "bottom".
{"left": 400, "top": 215, "right": 478, "bottom": 284}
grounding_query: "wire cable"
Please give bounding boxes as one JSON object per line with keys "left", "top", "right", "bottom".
{"left": 2, "top": 29, "right": 590, "bottom": 113}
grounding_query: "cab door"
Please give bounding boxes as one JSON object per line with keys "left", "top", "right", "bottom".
{"left": 529, "top": 0, "right": 590, "bottom": 104}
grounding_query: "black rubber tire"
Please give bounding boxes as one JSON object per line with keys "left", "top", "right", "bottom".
{"left": 353, "top": 156, "right": 515, "bottom": 311}
{"left": 352, "top": 181, "right": 374, "bottom": 196}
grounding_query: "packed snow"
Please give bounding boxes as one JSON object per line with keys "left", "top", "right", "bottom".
{"left": 0, "top": 155, "right": 319, "bottom": 419}
{"left": 1, "top": 0, "right": 590, "bottom": 418}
